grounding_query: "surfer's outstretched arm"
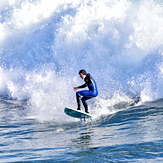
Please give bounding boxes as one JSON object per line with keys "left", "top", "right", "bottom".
{"left": 74, "top": 84, "right": 87, "bottom": 91}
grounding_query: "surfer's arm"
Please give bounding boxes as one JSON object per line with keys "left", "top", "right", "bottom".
{"left": 73, "top": 84, "right": 87, "bottom": 91}
{"left": 78, "top": 84, "right": 87, "bottom": 89}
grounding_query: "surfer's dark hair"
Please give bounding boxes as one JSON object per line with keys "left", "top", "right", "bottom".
{"left": 79, "top": 69, "right": 87, "bottom": 75}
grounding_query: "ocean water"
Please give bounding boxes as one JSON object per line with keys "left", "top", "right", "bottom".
{"left": 0, "top": 0, "right": 163, "bottom": 162}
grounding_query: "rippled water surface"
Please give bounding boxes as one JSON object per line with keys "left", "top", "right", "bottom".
{"left": 0, "top": 99, "right": 163, "bottom": 162}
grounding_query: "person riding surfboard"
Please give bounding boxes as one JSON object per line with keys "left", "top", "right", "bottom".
{"left": 74, "top": 69, "right": 98, "bottom": 113}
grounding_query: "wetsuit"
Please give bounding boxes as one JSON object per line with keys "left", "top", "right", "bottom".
{"left": 76, "top": 73, "right": 98, "bottom": 113}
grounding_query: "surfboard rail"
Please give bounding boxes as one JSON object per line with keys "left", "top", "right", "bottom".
{"left": 64, "top": 107, "right": 92, "bottom": 121}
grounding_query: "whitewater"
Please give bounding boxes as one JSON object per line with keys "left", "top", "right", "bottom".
{"left": 0, "top": 0, "right": 163, "bottom": 162}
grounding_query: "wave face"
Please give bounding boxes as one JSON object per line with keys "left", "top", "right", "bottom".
{"left": 1, "top": 0, "right": 163, "bottom": 120}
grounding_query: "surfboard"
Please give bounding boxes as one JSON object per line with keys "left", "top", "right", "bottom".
{"left": 64, "top": 107, "right": 92, "bottom": 122}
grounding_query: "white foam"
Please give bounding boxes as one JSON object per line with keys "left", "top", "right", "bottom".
{"left": 0, "top": 0, "right": 163, "bottom": 121}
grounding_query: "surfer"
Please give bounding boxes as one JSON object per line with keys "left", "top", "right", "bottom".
{"left": 74, "top": 69, "right": 98, "bottom": 113}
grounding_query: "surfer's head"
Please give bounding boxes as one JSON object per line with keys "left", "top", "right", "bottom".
{"left": 79, "top": 69, "right": 86, "bottom": 75}
{"left": 79, "top": 69, "right": 86, "bottom": 79}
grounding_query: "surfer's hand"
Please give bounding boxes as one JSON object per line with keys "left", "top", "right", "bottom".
{"left": 74, "top": 87, "right": 78, "bottom": 91}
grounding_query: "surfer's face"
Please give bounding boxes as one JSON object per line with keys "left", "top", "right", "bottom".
{"left": 79, "top": 73, "right": 85, "bottom": 79}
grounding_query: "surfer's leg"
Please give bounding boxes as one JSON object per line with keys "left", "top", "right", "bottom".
{"left": 76, "top": 92, "right": 82, "bottom": 110}
{"left": 82, "top": 100, "right": 89, "bottom": 113}
{"left": 82, "top": 96, "right": 93, "bottom": 113}
{"left": 77, "top": 90, "right": 93, "bottom": 113}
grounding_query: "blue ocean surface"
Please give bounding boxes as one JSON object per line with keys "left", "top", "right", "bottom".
{"left": 0, "top": 0, "right": 163, "bottom": 162}
{"left": 0, "top": 99, "right": 163, "bottom": 162}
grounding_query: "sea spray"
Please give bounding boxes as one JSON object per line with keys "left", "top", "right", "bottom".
{"left": 0, "top": 0, "right": 163, "bottom": 120}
